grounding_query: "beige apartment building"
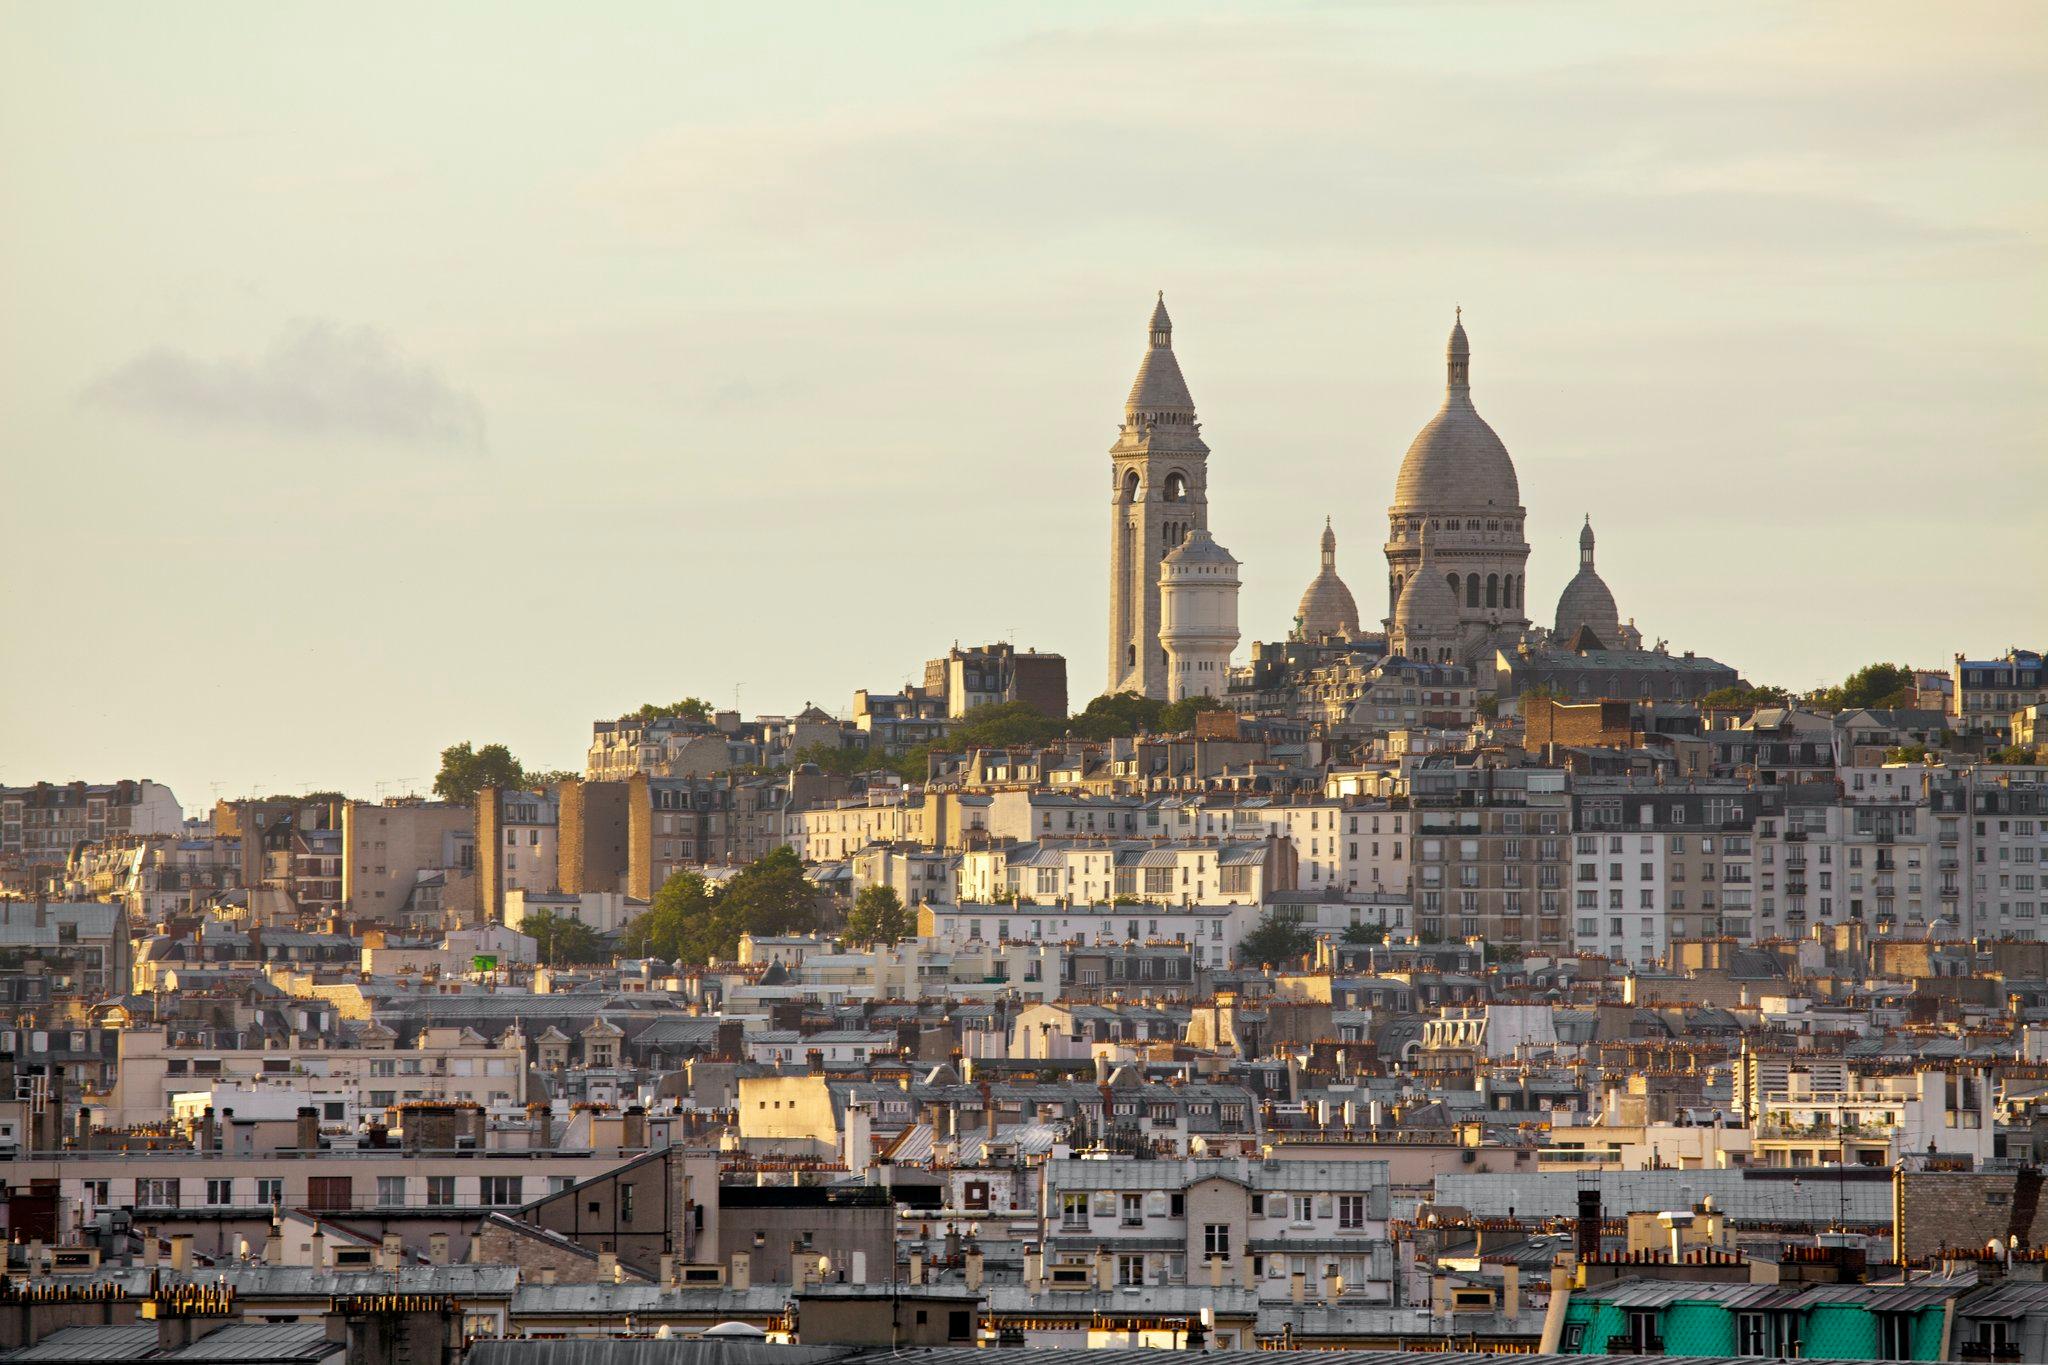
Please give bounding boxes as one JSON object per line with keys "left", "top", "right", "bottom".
{"left": 340, "top": 798, "right": 474, "bottom": 920}
{"left": 100, "top": 1024, "right": 529, "bottom": 1128}
{"left": 1407, "top": 758, "right": 1571, "bottom": 950}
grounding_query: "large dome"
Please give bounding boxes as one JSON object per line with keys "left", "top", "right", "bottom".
{"left": 1294, "top": 519, "right": 1360, "bottom": 640}
{"left": 1391, "top": 316, "right": 1521, "bottom": 511}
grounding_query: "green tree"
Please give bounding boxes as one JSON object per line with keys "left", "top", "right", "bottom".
{"left": 1475, "top": 696, "right": 1499, "bottom": 719}
{"left": 1993, "top": 745, "right": 2039, "bottom": 765}
{"left": 1813, "top": 663, "right": 1916, "bottom": 712}
{"left": 520, "top": 910, "right": 609, "bottom": 964}
{"left": 1699, "top": 683, "right": 1791, "bottom": 710}
{"left": 433, "top": 742, "right": 527, "bottom": 804}
{"left": 1341, "top": 924, "right": 1387, "bottom": 946}
{"left": 790, "top": 741, "right": 876, "bottom": 778}
{"left": 843, "top": 885, "right": 916, "bottom": 948}
{"left": 624, "top": 871, "right": 714, "bottom": 961}
{"left": 1237, "top": 913, "right": 1316, "bottom": 968}
{"left": 1885, "top": 744, "right": 1932, "bottom": 763}
{"left": 721, "top": 845, "right": 820, "bottom": 937}
{"left": 1157, "top": 694, "right": 1226, "bottom": 733}
{"left": 1069, "top": 692, "right": 1168, "bottom": 740}
{"left": 632, "top": 697, "right": 713, "bottom": 723}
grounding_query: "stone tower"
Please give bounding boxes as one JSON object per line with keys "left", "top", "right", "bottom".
{"left": 1383, "top": 312, "right": 1530, "bottom": 664}
{"left": 1159, "top": 528, "right": 1240, "bottom": 702}
{"left": 1109, "top": 293, "right": 1209, "bottom": 698}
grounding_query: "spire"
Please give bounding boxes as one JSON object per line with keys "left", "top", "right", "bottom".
{"left": 1149, "top": 291, "right": 1172, "bottom": 348}
{"left": 1580, "top": 515, "right": 1596, "bottom": 568}
{"left": 1446, "top": 308, "right": 1472, "bottom": 397}
{"left": 1320, "top": 517, "right": 1337, "bottom": 570}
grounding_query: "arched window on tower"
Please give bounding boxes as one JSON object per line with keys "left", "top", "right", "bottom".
{"left": 1486, "top": 574, "right": 1499, "bottom": 608}
{"left": 1163, "top": 471, "right": 1188, "bottom": 503}
{"left": 1122, "top": 470, "right": 1141, "bottom": 504}
{"left": 1466, "top": 576, "right": 1481, "bottom": 609}
{"left": 1126, "top": 644, "right": 1137, "bottom": 669}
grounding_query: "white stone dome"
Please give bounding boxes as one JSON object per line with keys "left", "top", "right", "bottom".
{"left": 1295, "top": 519, "right": 1360, "bottom": 639}
{"left": 1392, "top": 316, "right": 1521, "bottom": 511}
{"left": 1553, "top": 516, "right": 1622, "bottom": 646}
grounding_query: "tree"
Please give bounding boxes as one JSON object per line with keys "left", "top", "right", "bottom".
{"left": 1341, "top": 924, "right": 1386, "bottom": 946}
{"left": 1157, "top": 694, "right": 1226, "bottom": 733}
{"left": 720, "top": 845, "right": 820, "bottom": 937}
{"left": 624, "top": 871, "right": 714, "bottom": 961}
{"left": 1993, "top": 745, "right": 2040, "bottom": 765}
{"left": 1475, "top": 696, "right": 1499, "bottom": 719}
{"left": 1069, "top": 692, "right": 1168, "bottom": 740}
{"left": 1812, "top": 663, "right": 1916, "bottom": 712}
{"left": 1237, "top": 913, "right": 1316, "bottom": 968}
{"left": 790, "top": 741, "right": 877, "bottom": 778}
{"left": 1699, "top": 683, "right": 1791, "bottom": 711}
{"left": 843, "top": 885, "right": 916, "bottom": 948}
{"left": 632, "top": 698, "right": 713, "bottom": 723}
{"left": 521, "top": 910, "right": 609, "bottom": 965}
{"left": 433, "top": 742, "right": 527, "bottom": 803}
{"left": 1885, "top": 744, "right": 1933, "bottom": 763}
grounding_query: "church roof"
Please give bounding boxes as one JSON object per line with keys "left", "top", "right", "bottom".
{"left": 1295, "top": 518, "right": 1360, "bottom": 640}
{"left": 1392, "top": 315, "right": 1521, "bottom": 512}
{"left": 1393, "top": 526, "right": 1459, "bottom": 635}
{"left": 1554, "top": 516, "right": 1622, "bottom": 646}
{"left": 1125, "top": 292, "right": 1196, "bottom": 416}
{"left": 1162, "top": 527, "right": 1237, "bottom": 567}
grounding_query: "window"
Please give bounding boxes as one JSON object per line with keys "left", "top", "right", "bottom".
{"left": 620, "top": 1184, "right": 635, "bottom": 1221}
{"left": 426, "top": 1176, "right": 457, "bottom": 1207}
{"left": 1338, "top": 1195, "right": 1366, "bottom": 1229}
{"left": 1118, "top": 1254, "right": 1145, "bottom": 1287}
{"left": 481, "top": 1176, "right": 522, "bottom": 1206}
{"left": 205, "top": 1178, "right": 234, "bottom": 1206}
{"left": 376, "top": 1176, "right": 406, "bottom": 1206}
{"left": 1203, "top": 1223, "right": 1230, "bottom": 1258}
{"left": 1121, "top": 1192, "right": 1144, "bottom": 1227}
{"left": 307, "top": 1177, "right": 352, "bottom": 1212}
{"left": 255, "top": 1178, "right": 282, "bottom": 1208}
{"left": 1062, "top": 1192, "right": 1090, "bottom": 1230}
{"left": 1292, "top": 1194, "right": 1314, "bottom": 1224}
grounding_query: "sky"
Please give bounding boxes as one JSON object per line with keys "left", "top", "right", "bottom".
{"left": 1, "top": 1, "right": 2043, "bottom": 809}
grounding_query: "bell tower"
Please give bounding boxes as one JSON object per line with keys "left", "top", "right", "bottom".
{"left": 1108, "top": 293, "right": 1210, "bottom": 699}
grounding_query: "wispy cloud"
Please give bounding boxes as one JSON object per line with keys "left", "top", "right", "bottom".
{"left": 83, "top": 321, "right": 485, "bottom": 452}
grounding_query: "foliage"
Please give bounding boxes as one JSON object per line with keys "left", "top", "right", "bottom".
{"left": 523, "top": 769, "right": 580, "bottom": 787}
{"left": 433, "top": 742, "right": 528, "bottom": 804}
{"left": 1157, "top": 694, "right": 1226, "bottom": 733}
{"left": 520, "top": 910, "right": 609, "bottom": 965}
{"left": 1699, "top": 683, "right": 1791, "bottom": 710}
{"left": 1993, "top": 745, "right": 2040, "bottom": 765}
{"left": 1811, "top": 663, "right": 1916, "bottom": 712}
{"left": 1068, "top": 692, "right": 1167, "bottom": 740}
{"left": 1237, "top": 913, "right": 1317, "bottom": 968}
{"left": 1474, "top": 696, "right": 1499, "bottom": 719}
{"left": 1110, "top": 895, "right": 1144, "bottom": 907}
{"left": 632, "top": 697, "right": 713, "bottom": 723}
{"left": 1884, "top": 744, "right": 1933, "bottom": 763}
{"left": 790, "top": 741, "right": 878, "bottom": 778}
{"left": 623, "top": 871, "right": 721, "bottom": 962}
{"left": 1340, "top": 924, "right": 1387, "bottom": 946}
{"left": 719, "top": 845, "right": 820, "bottom": 938}
{"left": 843, "top": 885, "right": 916, "bottom": 948}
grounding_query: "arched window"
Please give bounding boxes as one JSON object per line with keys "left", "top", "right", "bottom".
{"left": 1163, "top": 471, "right": 1188, "bottom": 503}
{"left": 1126, "top": 645, "right": 1136, "bottom": 668}
{"left": 1486, "top": 574, "right": 1499, "bottom": 608}
{"left": 1466, "top": 575, "right": 1481, "bottom": 608}
{"left": 1446, "top": 573, "right": 1460, "bottom": 601}
{"left": 1122, "top": 470, "right": 1141, "bottom": 504}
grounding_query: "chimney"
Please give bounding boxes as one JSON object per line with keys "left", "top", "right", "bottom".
{"left": 309, "top": 1228, "right": 326, "bottom": 1269}
{"left": 429, "top": 1233, "right": 450, "bottom": 1266}
{"left": 908, "top": 1250, "right": 925, "bottom": 1286}
{"left": 730, "top": 1253, "right": 752, "bottom": 1291}
{"left": 295, "top": 1106, "right": 320, "bottom": 1152}
{"left": 1323, "top": 1264, "right": 1343, "bottom": 1301}
{"left": 1575, "top": 1187, "right": 1602, "bottom": 1261}
{"left": 263, "top": 1222, "right": 283, "bottom": 1264}
{"left": 540, "top": 1267, "right": 558, "bottom": 1286}
{"left": 1024, "top": 1248, "right": 1043, "bottom": 1292}
{"left": 379, "top": 1234, "right": 403, "bottom": 1272}
{"left": 169, "top": 1234, "right": 192, "bottom": 1271}
{"left": 1432, "top": 1273, "right": 1450, "bottom": 1321}
{"left": 659, "top": 1254, "right": 677, "bottom": 1288}
{"left": 1503, "top": 1264, "right": 1521, "bottom": 1326}
{"left": 598, "top": 1251, "right": 620, "bottom": 1283}
{"left": 965, "top": 1244, "right": 984, "bottom": 1291}
{"left": 1290, "top": 1269, "right": 1306, "bottom": 1305}
{"left": 1096, "top": 1246, "right": 1114, "bottom": 1291}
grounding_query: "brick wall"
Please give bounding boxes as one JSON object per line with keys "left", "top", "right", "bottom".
{"left": 1894, "top": 1168, "right": 2048, "bottom": 1261}
{"left": 559, "top": 780, "right": 630, "bottom": 895}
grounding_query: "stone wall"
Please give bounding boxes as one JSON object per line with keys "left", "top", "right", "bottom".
{"left": 1893, "top": 1167, "right": 2048, "bottom": 1261}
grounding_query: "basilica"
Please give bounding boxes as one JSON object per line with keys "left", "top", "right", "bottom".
{"left": 1107, "top": 297, "right": 1728, "bottom": 709}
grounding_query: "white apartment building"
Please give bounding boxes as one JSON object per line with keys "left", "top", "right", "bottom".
{"left": 1160, "top": 798, "right": 1407, "bottom": 895}
{"left": 1961, "top": 766, "right": 2048, "bottom": 938}
{"left": 794, "top": 794, "right": 909, "bottom": 862}
{"left": 927, "top": 900, "right": 1262, "bottom": 969}
{"left": 1756, "top": 788, "right": 1941, "bottom": 941}
{"left": 102, "top": 1025, "right": 528, "bottom": 1128}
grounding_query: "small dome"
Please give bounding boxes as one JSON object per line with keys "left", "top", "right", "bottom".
{"left": 1294, "top": 518, "right": 1359, "bottom": 639}
{"left": 1162, "top": 527, "right": 1236, "bottom": 568}
{"left": 1393, "top": 527, "right": 1458, "bottom": 638}
{"left": 1554, "top": 516, "right": 1621, "bottom": 646}
{"left": 1391, "top": 315, "right": 1520, "bottom": 511}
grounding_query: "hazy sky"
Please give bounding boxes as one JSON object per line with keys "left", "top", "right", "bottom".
{"left": 3, "top": 2, "right": 2043, "bottom": 809}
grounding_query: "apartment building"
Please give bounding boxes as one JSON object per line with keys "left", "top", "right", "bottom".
{"left": 796, "top": 794, "right": 910, "bottom": 862}
{"left": 1755, "top": 782, "right": 1943, "bottom": 941}
{"left": 1407, "top": 757, "right": 1571, "bottom": 950}
{"left": 1952, "top": 648, "right": 2046, "bottom": 740}
{"left": 922, "top": 643, "right": 1068, "bottom": 720}
{"left": 0, "top": 901, "right": 131, "bottom": 1001}
{"left": 1735, "top": 1047, "right": 1994, "bottom": 1167}
{"left": 1039, "top": 1156, "right": 1391, "bottom": 1301}
{"left": 925, "top": 898, "right": 1262, "bottom": 969}
{"left": 477, "top": 786, "right": 560, "bottom": 918}
{"left": 1571, "top": 779, "right": 1770, "bottom": 963}
{"left": 342, "top": 799, "right": 474, "bottom": 921}
{"left": 100, "top": 1024, "right": 529, "bottom": 1128}
{"left": 0, "top": 780, "right": 183, "bottom": 870}
{"left": 955, "top": 836, "right": 1294, "bottom": 910}
{"left": 1963, "top": 766, "right": 2048, "bottom": 937}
